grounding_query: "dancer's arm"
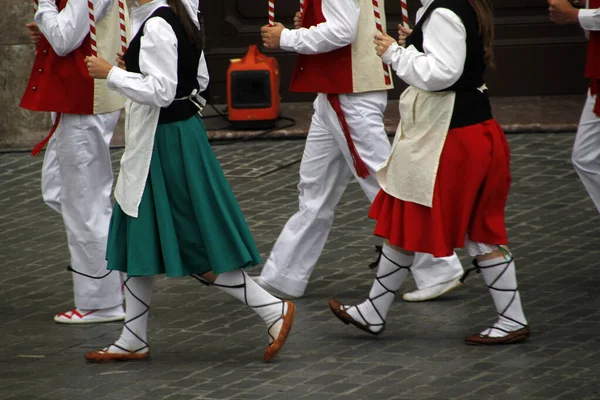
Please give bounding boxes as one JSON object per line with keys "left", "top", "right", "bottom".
{"left": 35, "top": 0, "right": 112, "bottom": 56}
{"left": 262, "top": 0, "right": 360, "bottom": 54}
{"left": 104, "top": 18, "right": 178, "bottom": 107}
{"left": 378, "top": 8, "right": 466, "bottom": 92}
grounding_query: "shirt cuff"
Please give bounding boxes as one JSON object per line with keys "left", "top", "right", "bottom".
{"left": 107, "top": 66, "right": 126, "bottom": 90}
{"left": 578, "top": 9, "right": 598, "bottom": 31}
{"left": 381, "top": 42, "right": 401, "bottom": 65}
{"left": 280, "top": 29, "right": 296, "bottom": 52}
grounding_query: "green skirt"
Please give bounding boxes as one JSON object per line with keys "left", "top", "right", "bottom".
{"left": 106, "top": 115, "right": 261, "bottom": 277}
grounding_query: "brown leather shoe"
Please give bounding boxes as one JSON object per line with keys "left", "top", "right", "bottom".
{"left": 264, "top": 301, "right": 296, "bottom": 362}
{"left": 85, "top": 348, "right": 150, "bottom": 363}
{"left": 328, "top": 299, "right": 385, "bottom": 336}
{"left": 465, "top": 327, "right": 531, "bottom": 345}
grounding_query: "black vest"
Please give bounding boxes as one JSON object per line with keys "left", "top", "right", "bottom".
{"left": 406, "top": 0, "right": 493, "bottom": 128}
{"left": 123, "top": 7, "right": 201, "bottom": 124}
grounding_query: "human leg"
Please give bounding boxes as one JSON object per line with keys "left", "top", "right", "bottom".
{"left": 51, "top": 112, "right": 124, "bottom": 322}
{"left": 572, "top": 90, "right": 600, "bottom": 213}
{"left": 259, "top": 94, "right": 354, "bottom": 298}
{"left": 329, "top": 242, "right": 412, "bottom": 335}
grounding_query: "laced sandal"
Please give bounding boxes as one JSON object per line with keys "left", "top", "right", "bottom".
{"left": 329, "top": 299, "right": 385, "bottom": 335}
{"left": 85, "top": 277, "right": 151, "bottom": 362}
{"left": 464, "top": 259, "right": 531, "bottom": 345}
{"left": 264, "top": 301, "right": 296, "bottom": 362}
{"left": 85, "top": 344, "right": 149, "bottom": 363}
{"left": 192, "top": 273, "right": 297, "bottom": 362}
{"left": 331, "top": 251, "right": 410, "bottom": 335}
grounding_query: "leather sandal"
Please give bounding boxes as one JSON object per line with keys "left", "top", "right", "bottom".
{"left": 264, "top": 301, "right": 296, "bottom": 362}
{"left": 329, "top": 299, "right": 385, "bottom": 336}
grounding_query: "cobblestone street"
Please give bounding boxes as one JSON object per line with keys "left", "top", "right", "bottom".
{"left": 0, "top": 133, "right": 599, "bottom": 400}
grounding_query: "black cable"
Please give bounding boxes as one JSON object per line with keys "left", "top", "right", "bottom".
{"left": 201, "top": 102, "right": 298, "bottom": 145}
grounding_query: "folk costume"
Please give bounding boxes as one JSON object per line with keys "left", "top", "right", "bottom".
{"left": 572, "top": 0, "right": 600, "bottom": 213}
{"left": 20, "top": 0, "right": 127, "bottom": 324}
{"left": 256, "top": 0, "right": 464, "bottom": 301}
{"left": 84, "top": 0, "right": 295, "bottom": 363}
{"left": 330, "top": 0, "right": 531, "bottom": 345}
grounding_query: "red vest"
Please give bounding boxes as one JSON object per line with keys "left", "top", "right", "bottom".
{"left": 20, "top": 0, "right": 95, "bottom": 115}
{"left": 289, "top": 0, "right": 353, "bottom": 94}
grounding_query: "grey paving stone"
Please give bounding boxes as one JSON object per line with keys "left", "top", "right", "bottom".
{"left": 0, "top": 134, "right": 599, "bottom": 400}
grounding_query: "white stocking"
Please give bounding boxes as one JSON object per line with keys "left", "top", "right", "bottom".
{"left": 193, "top": 269, "right": 287, "bottom": 344}
{"left": 477, "top": 256, "right": 528, "bottom": 337}
{"left": 109, "top": 275, "right": 154, "bottom": 354}
{"left": 345, "top": 244, "right": 411, "bottom": 333}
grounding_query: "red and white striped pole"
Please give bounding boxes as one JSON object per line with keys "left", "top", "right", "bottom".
{"left": 33, "top": 0, "right": 38, "bottom": 12}
{"left": 118, "top": 0, "right": 127, "bottom": 53}
{"left": 299, "top": 0, "right": 304, "bottom": 13}
{"left": 268, "top": 0, "right": 275, "bottom": 26}
{"left": 400, "top": 0, "right": 409, "bottom": 28}
{"left": 88, "top": 0, "right": 98, "bottom": 56}
{"left": 372, "top": 0, "right": 391, "bottom": 85}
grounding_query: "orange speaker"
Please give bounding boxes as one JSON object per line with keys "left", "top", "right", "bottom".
{"left": 227, "top": 45, "right": 280, "bottom": 129}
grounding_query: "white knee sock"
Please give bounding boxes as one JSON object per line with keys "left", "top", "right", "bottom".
{"left": 478, "top": 256, "right": 528, "bottom": 337}
{"left": 346, "top": 244, "right": 412, "bottom": 333}
{"left": 109, "top": 276, "right": 154, "bottom": 354}
{"left": 212, "top": 269, "right": 287, "bottom": 343}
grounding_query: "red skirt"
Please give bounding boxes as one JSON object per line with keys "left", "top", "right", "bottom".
{"left": 369, "top": 119, "right": 511, "bottom": 258}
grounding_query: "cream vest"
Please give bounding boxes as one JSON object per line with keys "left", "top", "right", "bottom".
{"left": 94, "top": 0, "right": 130, "bottom": 114}
{"left": 352, "top": 0, "right": 394, "bottom": 93}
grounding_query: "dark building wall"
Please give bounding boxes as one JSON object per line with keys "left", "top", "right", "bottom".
{"left": 202, "top": 0, "right": 589, "bottom": 103}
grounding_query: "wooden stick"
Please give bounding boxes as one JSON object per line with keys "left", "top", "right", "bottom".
{"left": 372, "top": 0, "right": 391, "bottom": 85}
{"left": 400, "top": 0, "right": 409, "bottom": 28}
{"left": 268, "top": 0, "right": 275, "bottom": 26}
{"left": 88, "top": 0, "right": 97, "bottom": 56}
{"left": 118, "top": 0, "right": 127, "bottom": 53}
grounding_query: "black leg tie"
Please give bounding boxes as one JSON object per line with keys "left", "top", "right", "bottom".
{"left": 351, "top": 251, "right": 411, "bottom": 330}
{"left": 121, "top": 277, "right": 150, "bottom": 353}
{"left": 369, "top": 245, "right": 383, "bottom": 269}
{"left": 67, "top": 265, "right": 114, "bottom": 279}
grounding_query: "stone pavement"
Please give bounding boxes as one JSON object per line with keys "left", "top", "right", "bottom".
{"left": 0, "top": 133, "right": 599, "bottom": 400}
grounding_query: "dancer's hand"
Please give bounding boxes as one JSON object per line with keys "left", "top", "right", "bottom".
{"left": 373, "top": 32, "right": 396, "bottom": 57}
{"left": 548, "top": 0, "right": 579, "bottom": 24}
{"left": 261, "top": 22, "right": 285, "bottom": 50}
{"left": 397, "top": 25, "right": 412, "bottom": 47}
{"left": 116, "top": 52, "right": 126, "bottom": 70}
{"left": 85, "top": 55, "right": 113, "bottom": 79}
{"left": 293, "top": 12, "right": 302, "bottom": 29}
{"left": 26, "top": 21, "right": 41, "bottom": 45}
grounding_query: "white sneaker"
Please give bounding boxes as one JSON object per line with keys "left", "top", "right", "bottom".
{"left": 251, "top": 276, "right": 300, "bottom": 300}
{"left": 53, "top": 305, "right": 125, "bottom": 324}
{"left": 402, "top": 277, "right": 462, "bottom": 302}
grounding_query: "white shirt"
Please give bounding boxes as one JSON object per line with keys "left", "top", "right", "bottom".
{"left": 381, "top": 0, "right": 466, "bottom": 92}
{"left": 35, "top": 0, "right": 114, "bottom": 56}
{"left": 579, "top": 0, "right": 600, "bottom": 31}
{"left": 279, "top": 0, "right": 360, "bottom": 54}
{"left": 107, "top": 0, "right": 209, "bottom": 107}
{"left": 105, "top": 0, "right": 209, "bottom": 218}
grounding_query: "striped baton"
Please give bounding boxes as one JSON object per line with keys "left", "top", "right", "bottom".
{"left": 372, "top": 0, "right": 391, "bottom": 85}
{"left": 88, "top": 0, "right": 98, "bottom": 56}
{"left": 299, "top": 0, "right": 304, "bottom": 13}
{"left": 401, "top": 0, "right": 410, "bottom": 28}
{"left": 268, "top": 0, "right": 275, "bottom": 26}
{"left": 118, "top": 0, "right": 127, "bottom": 52}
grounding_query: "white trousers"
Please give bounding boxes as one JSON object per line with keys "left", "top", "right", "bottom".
{"left": 573, "top": 90, "right": 600, "bottom": 213}
{"left": 260, "top": 92, "right": 464, "bottom": 297}
{"left": 42, "top": 112, "right": 123, "bottom": 310}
